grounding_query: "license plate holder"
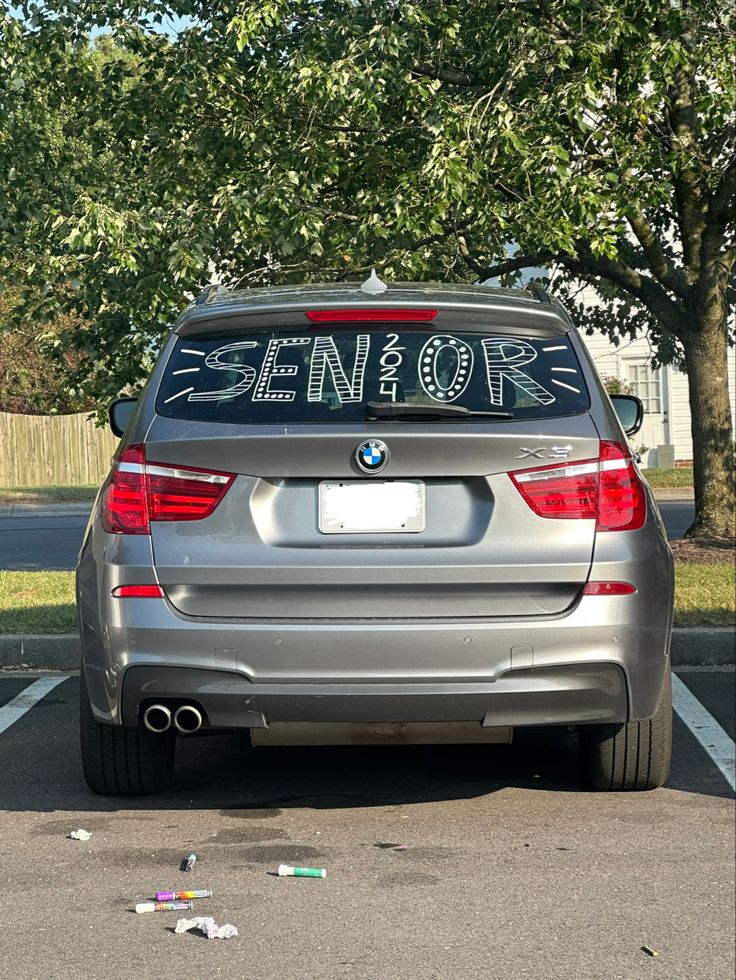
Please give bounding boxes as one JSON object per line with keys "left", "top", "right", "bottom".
{"left": 319, "top": 480, "right": 426, "bottom": 534}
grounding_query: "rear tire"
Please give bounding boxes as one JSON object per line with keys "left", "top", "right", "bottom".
{"left": 579, "top": 668, "right": 672, "bottom": 791}
{"left": 80, "top": 665, "right": 175, "bottom": 795}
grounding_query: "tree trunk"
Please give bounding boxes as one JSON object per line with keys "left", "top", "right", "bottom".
{"left": 683, "top": 296, "right": 735, "bottom": 538}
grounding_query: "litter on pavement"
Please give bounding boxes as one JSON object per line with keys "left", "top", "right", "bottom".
{"left": 175, "top": 916, "right": 238, "bottom": 940}
{"left": 136, "top": 900, "right": 194, "bottom": 914}
{"left": 155, "top": 889, "right": 212, "bottom": 901}
{"left": 277, "top": 864, "right": 327, "bottom": 878}
{"left": 68, "top": 829, "right": 92, "bottom": 841}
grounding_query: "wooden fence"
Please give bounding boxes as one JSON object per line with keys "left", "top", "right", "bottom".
{"left": 0, "top": 411, "right": 119, "bottom": 487}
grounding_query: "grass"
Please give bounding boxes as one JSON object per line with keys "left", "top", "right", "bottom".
{"left": 0, "top": 484, "right": 99, "bottom": 504}
{"left": 641, "top": 467, "right": 693, "bottom": 489}
{"left": 0, "top": 563, "right": 733, "bottom": 634}
{"left": 673, "top": 563, "right": 736, "bottom": 628}
{"left": 0, "top": 571, "right": 77, "bottom": 633}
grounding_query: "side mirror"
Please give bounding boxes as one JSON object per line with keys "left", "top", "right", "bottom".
{"left": 610, "top": 394, "right": 644, "bottom": 436}
{"left": 109, "top": 398, "right": 138, "bottom": 438}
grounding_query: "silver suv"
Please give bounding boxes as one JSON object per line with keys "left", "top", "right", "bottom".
{"left": 77, "top": 277, "right": 673, "bottom": 795}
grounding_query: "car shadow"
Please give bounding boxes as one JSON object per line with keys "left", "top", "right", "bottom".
{"left": 1, "top": 677, "right": 732, "bottom": 812}
{"left": 3, "top": 715, "right": 593, "bottom": 812}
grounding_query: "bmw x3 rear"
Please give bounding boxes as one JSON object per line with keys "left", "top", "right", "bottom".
{"left": 76, "top": 278, "right": 674, "bottom": 795}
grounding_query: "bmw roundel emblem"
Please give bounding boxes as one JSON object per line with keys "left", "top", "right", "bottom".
{"left": 355, "top": 439, "right": 389, "bottom": 474}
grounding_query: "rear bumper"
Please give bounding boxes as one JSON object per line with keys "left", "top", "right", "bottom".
{"left": 79, "top": 595, "right": 671, "bottom": 729}
{"left": 77, "top": 498, "right": 673, "bottom": 731}
{"left": 115, "top": 661, "right": 629, "bottom": 729}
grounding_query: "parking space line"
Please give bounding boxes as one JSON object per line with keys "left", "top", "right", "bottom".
{"left": 673, "top": 673, "right": 735, "bottom": 791}
{"left": 0, "top": 677, "right": 68, "bottom": 735}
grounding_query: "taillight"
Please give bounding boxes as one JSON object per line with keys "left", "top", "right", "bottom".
{"left": 597, "top": 440, "right": 646, "bottom": 530}
{"left": 101, "top": 444, "right": 235, "bottom": 535}
{"left": 510, "top": 459, "right": 598, "bottom": 520}
{"left": 510, "top": 440, "right": 646, "bottom": 531}
{"left": 102, "top": 444, "right": 148, "bottom": 534}
{"left": 583, "top": 582, "right": 637, "bottom": 596}
{"left": 146, "top": 462, "right": 235, "bottom": 521}
{"left": 305, "top": 308, "right": 438, "bottom": 322}
{"left": 111, "top": 585, "right": 164, "bottom": 598}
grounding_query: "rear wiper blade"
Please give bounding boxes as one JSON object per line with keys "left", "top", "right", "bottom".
{"left": 365, "top": 401, "right": 513, "bottom": 420}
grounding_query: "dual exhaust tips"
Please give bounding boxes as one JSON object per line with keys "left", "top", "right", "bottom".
{"left": 143, "top": 703, "right": 202, "bottom": 735}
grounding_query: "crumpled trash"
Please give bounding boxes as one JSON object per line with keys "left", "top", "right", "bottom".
{"left": 175, "top": 916, "right": 238, "bottom": 940}
{"left": 68, "top": 829, "right": 92, "bottom": 841}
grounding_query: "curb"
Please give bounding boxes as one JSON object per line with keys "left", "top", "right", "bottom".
{"left": 670, "top": 628, "right": 735, "bottom": 667}
{"left": 651, "top": 489, "right": 695, "bottom": 501}
{"left": 0, "top": 503, "right": 93, "bottom": 517}
{"left": 0, "top": 634, "right": 82, "bottom": 669}
{"left": 1, "top": 628, "right": 732, "bottom": 671}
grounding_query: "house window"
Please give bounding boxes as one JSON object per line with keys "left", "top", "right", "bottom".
{"left": 626, "top": 362, "right": 662, "bottom": 414}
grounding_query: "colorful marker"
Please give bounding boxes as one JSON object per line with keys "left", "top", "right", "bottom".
{"left": 135, "top": 900, "right": 194, "bottom": 914}
{"left": 184, "top": 853, "right": 197, "bottom": 872}
{"left": 155, "top": 890, "right": 212, "bottom": 902}
{"left": 277, "top": 864, "right": 326, "bottom": 878}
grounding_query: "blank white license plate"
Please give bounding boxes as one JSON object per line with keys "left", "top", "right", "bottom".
{"left": 319, "top": 481, "right": 426, "bottom": 534}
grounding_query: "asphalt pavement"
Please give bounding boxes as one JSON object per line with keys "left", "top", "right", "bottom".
{"left": 0, "top": 513, "right": 89, "bottom": 570}
{"left": 0, "top": 500, "right": 696, "bottom": 571}
{"left": 0, "top": 668, "right": 733, "bottom": 980}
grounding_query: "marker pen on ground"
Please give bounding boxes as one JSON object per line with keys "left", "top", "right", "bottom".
{"left": 135, "top": 900, "right": 195, "bottom": 914}
{"left": 278, "top": 864, "right": 327, "bottom": 878}
{"left": 155, "top": 890, "right": 212, "bottom": 902}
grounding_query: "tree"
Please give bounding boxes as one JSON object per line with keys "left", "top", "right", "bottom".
{"left": 0, "top": 287, "right": 93, "bottom": 414}
{"left": 1, "top": 1, "right": 734, "bottom": 534}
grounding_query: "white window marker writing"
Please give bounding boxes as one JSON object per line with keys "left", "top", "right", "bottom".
{"left": 180, "top": 349, "right": 206, "bottom": 356}
{"left": 419, "top": 335, "right": 473, "bottom": 403}
{"left": 672, "top": 673, "right": 735, "bottom": 791}
{"left": 551, "top": 379, "right": 581, "bottom": 394}
{"left": 254, "top": 337, "right": 310, "bottom": 402}
{"left": 164, "top": 387, "right": 195, "bottom": 404}
{"left": 308, "top": 334, "right": 370, "bottom": 403}
{"left": 482, "top": 337, "right": 555, "bottom": 406}
{"left": 0, "top": 677, "right": 68, "bottom": 736}
{"left": 172, "top": 368, "right": 201, "bottom": 376}
{"left": 542, "top": 345, "right": 566, "bottom": 352}
{"left": 378, "top": 334, "right": 405, "bottom": 400}
{"left": 190, "top": 341, "right": 258, "bottom": 402}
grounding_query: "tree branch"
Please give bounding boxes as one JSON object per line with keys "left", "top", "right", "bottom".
{"left": 626, "top": 209, "right": 690, "bottom": 299}
{"left": 412, "top": 62, "right": 477, "bottom": 87}
{"left": 473, "top": 244, "right": 687, "bottom": 339}
{"left": 562, "top": 246, "right": 687, "bottom": 340}
{"left": 464, "top": 251, "right": 554, "bottom": 280}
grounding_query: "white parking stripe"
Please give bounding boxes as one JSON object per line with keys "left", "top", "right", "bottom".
{"left": 0, "top": 677, "right": 68, "bottom": 735}
{"left": 673, "top": 673, "right": 736, "bottom": 791}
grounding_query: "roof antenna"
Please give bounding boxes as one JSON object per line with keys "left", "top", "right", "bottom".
{"left": 360, "top": 268, "right": 388, "bottom": 295}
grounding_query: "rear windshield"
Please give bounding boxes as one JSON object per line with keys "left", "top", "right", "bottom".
{"left": 155, "top": 325, "right": 589, "bottom": 423}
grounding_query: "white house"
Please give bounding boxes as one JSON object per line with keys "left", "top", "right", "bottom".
{"left": 575, "top": 293, "right": 736, "bottom": 469}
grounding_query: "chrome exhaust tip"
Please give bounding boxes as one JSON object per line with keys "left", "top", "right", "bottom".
{"left": 143, "top": 704, "right": 172, "bottom": 733}
{"left": 174, "top": 704, "right": 203, "bottom": 734}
